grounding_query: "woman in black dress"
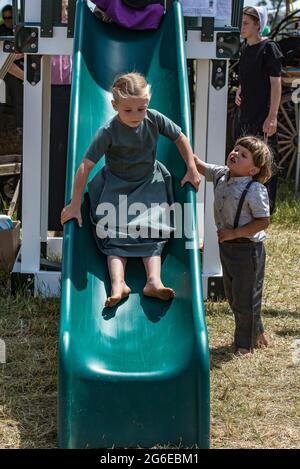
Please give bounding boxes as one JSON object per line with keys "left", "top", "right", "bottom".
{"left": 235, "top": 6, "right": 283, "bottom": 214}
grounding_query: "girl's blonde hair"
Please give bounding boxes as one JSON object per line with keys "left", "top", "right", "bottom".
{"left": 112, "top": 72, "right": 151, "bottom": 101}
{"left": 235, "top": 136, "right": 273, "bottom": 184}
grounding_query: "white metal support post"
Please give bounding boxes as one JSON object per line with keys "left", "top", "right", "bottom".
{"left": 9, "top": 0, "right": 73, "bottom": 296}
{"left": 40, "top": 56, "right": 51, "bottom": 246}
{"left": 202, "top": 60, "right": 229, "bottom": 298}
{"left": 194, "top": 60, "right": 209, "bottom": 245}
{"left": 21, "top": 55, "right": 45, "bottom": 272}
{"left": 192, "top": 59, "right": 229, "bottom": 299}
{"left": 186, "top": 25, "right": 231, "bottom": 298}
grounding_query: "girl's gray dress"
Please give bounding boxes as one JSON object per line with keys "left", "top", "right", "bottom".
{"left": 86, "top": 109, "right": 181, "bottom": 257}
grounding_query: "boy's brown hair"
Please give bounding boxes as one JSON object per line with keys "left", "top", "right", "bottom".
{"left": 235, "top": 136, "right": 273, "bottom": 184}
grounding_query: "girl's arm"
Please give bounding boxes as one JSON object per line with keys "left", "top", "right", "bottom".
{"left": 217, "top": 217, "right": 270, "bottom": 243}
{"left": 61, "top": 158, "right": 95, "bottom": 227}
{"left": 174, "top": 133, "right": 200, "bottom": 191}
{"left": 193, "top": 153, "right": 207, "bottom": 176}
{"left": 263, "top": 76, "right": 281, "bottom": 137}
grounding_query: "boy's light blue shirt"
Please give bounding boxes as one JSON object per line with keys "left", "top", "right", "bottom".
{"left": 204, "top": 163, "right": 270, "bottom": 243}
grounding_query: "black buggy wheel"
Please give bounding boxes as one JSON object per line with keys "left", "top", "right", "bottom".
{"left": 277, "top": 90, "right": 298, "bottom": 178}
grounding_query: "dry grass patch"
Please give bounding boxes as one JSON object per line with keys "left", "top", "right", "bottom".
{"left": 0, "top": 292, "right": 58, "bottom": 448}
{"left": 207, "top": 224, "right": 300, "bottom": 448}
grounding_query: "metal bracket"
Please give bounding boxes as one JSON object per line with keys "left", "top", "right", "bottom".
{"left": 216, "top": 32, "right": 240, "bottom": 59}
{"left": 40, "top": 258, "right": 61, "bottom": 272}
{"left": 67, "top": 0, "right": 76, "bottom": 38}
{"left": 41, "top": 0, "right": 55, "bottom": 37}
{"left": 26, "top": 55, "right": 41, "bottom": 86}
{"left": 41, "top": 241, "right": 47, "bottom": 259}
{"left": 184, "top": 17, "right": 188, "bottom": 41}
{"left": 2, "top": 39, "right": 16, "bottom": 53}
{"left": 15, "top": 26, "right": 38, "bottom": 53}
{"left": 53, "top": 0, "right": 63, "bottom": 24}
{"left": 201, "top": 17, "right": 214, "bottom": 42}
{"left": 11, "top": 272, "right": 34, "bottom": 296}
{"left": 231, "top": 0, "right": 244, "bottom": 29}
{"left": 211, "top": 60, "right": 227, "bottom": 91}
{"left": 12, "top": 0, "right": 25, "bottom": 25}
{"left": 207, "top": 276, "right": 225, "bottom": 301}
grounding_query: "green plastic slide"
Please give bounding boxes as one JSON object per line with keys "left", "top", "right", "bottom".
{"left": 58, "top": 0, "right": 210, "bottom": 448}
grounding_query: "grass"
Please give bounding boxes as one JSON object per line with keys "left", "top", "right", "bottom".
{"left": 271, "top": 180, "right": 300, "bottom": 228}
{"left": 207, "top": 181, "right": 300, "bottom": 448}
{"left": 0, "top": 292, "right": 59, "bottom": 448}
{"left": 207, "top": 224, "right": 300, "bottom": 448}
{"left": 0, "top": 194, "right": 9, "bottom": 215}
{"left": 0, "top": 180, "right": 300, "bottom": 448}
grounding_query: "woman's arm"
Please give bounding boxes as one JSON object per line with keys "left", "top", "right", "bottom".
{"left": 217, "top": 217, "right": 270, "bottom": 243}
{"left": 235, "top": 85, "right": 242, "bottom": 107}
{"left": 61, "top": 158, "right": 95, "bottom": 227}
{"left": 263, "top": 76, "right": 281, "bottom": 137}
{"left": 174, "top": 133, "right": 200, "bottom": 190}
{"left": 8, "top": 62, "right": 24, "bottom": 81}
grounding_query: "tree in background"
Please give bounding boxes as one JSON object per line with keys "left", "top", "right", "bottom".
{"left": 257, "top": 0, "right": 299, "bottom": 28}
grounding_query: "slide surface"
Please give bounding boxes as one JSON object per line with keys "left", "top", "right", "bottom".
{"left": 59, "top": 0, "right": 210, "bottom": 449}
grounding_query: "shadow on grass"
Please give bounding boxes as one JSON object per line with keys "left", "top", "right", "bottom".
{"left": 210, "top": 344, "right": 235, "bottom": 369}
{"left": 275, "top": 328, "right": 300, "bottom": 337}
{"left": 263, "top": 309, "right": 300, "bottom": 319}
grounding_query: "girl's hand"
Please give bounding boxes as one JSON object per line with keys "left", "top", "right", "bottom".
{"left": 263, "top": 115, "right": 277, "bottom": 137}
{"left": 181, "top": 167, "right": 201, "bottom": 191}
{"left": 217, "top": 228, "right": 237, "bottom": 243}
{"left": 235, "top": 87, "right": 242, "bottom": 107}
{"left": 61, "top": 203, "right": 82, "bottom": 227}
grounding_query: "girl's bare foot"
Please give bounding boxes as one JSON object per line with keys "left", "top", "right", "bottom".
{"left": 143, "top": 281, "right": 175, "bottom": 301}
{"left": 105, "top": 281, "right": 131, "bottom": 308}
{"left": 256, "top": 333, "right": 269, "bottom": 348}
{"left": 235, "top": 347, "right": 252, "bottom": 358}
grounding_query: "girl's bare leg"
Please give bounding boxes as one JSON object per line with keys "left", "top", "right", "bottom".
{"left": 105, "top": 256, "right": 131, "bottom": 307}
{"left": 142, "top": 256, "right": 175, "bottom": 301}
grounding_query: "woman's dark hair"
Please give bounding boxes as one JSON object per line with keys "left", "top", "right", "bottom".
{"left": 2, "top": 4, "right": 13, "bottom": 16}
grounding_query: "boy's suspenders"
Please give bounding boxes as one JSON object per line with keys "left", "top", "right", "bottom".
{"left": 233, "top": 180, "right": 254, "bottom": 229}
{"left": 215, "top": 174, "right": 254, "bottom": 229}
